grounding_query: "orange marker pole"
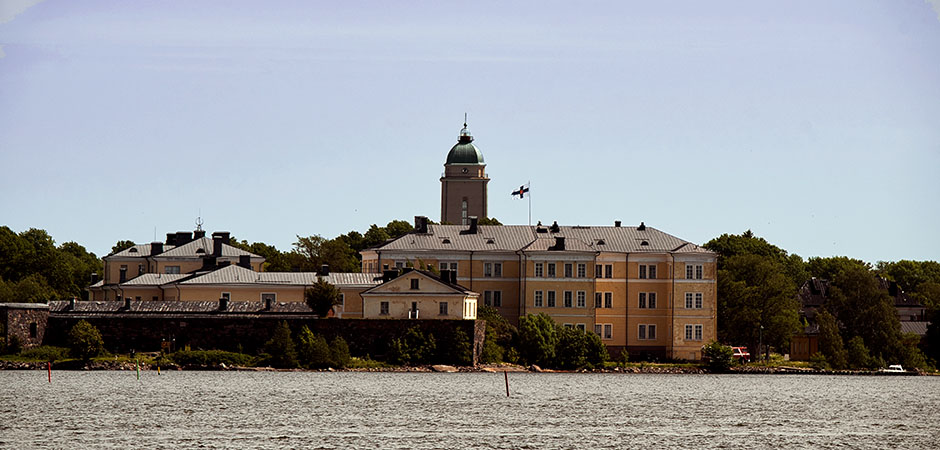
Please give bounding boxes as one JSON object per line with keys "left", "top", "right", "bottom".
{"left": 47, "top": 361, "right": 51, "bottom": 383}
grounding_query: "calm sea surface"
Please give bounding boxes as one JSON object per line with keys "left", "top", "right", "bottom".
{"left": 1, "top": 370, "right": 938, "bottom": 449}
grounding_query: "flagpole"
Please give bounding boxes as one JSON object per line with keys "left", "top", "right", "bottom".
{"left": 528, "top": 181, "right": 531, "bottom": 226}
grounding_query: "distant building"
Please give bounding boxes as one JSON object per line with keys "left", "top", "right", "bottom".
{"left": 360, "top": 269, "right": 478, "bottom": 320}
{"left": 440, "top": 122, "right": 489, "bottom": 225}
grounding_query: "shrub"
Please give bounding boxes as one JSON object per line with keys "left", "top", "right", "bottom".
{"left": 437, "top": 328, "right": 472, "bottom": 366}
{"left": 846, "top": 336, "right": 872, "bottom": 369}
{"left": 478, "top": 306, "right": 518, "bottom": 364}
{"left": 68, "top": 320, "right": 104, "bottom": 360}
{"left": 168, "top": 350, "right": 254, "bottom": 367}
{"left": 19, "top": 346, "right": 70, "bottom": 362}
{"left": 297, "top": 326, "right": 332, "bottom": 369}
{"left": 702, "top": 341, "right": 733, "bottom": 373}
{"left": 809, "top": 352, "right": 830, "bottom": 370}
{"left": 388, "top": 327, "right": 437, "bottom": 365}
{"left": 264, "top": 321, "right": 299, "bottom": 368}
{"left": 555, "top": 326, "right": 587, "bottom": 369}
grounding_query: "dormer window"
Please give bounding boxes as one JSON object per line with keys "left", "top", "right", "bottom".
{"left": 442, "top": 238, "right": 451, "bottom": 244}
{"left": 129, "top": 248, "right": 138, "bottom": 253}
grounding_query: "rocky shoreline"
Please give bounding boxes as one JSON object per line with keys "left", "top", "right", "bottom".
{"left": 1, "top": 360, "right": 930, "bottom": 375}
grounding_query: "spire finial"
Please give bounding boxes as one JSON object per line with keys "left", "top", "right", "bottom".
{"left": 464, "top": 112, "right": 467, "bottom": 128}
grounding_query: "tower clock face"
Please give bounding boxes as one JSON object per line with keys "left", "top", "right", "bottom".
{"left": 462, "top": 168, "right": 469, "bottom": 174}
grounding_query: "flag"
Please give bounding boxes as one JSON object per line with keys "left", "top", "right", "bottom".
{"left": 511, "top": 184, "right": 529, "bottom": 199}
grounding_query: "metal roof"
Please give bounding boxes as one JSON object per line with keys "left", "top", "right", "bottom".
{"left": 900, "top": 321, "right": 929, "bottom": 336}
{"left": 121, "top": 273, "right": 190, "bottom": 286}
{"left": 48, "top": 300, "right": 314, "bottom": 315}
{"left": 108, "top": 243, "right": 175, "bottom": 259}
{"left": 179, "top": 265, "right": 381, "bottom": 287}
{"left": 156, "top": 237, "right": 259, "bottom": 258}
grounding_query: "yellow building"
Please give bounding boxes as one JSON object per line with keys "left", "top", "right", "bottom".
{"left": 361, "top": 218, "right": 717, "bottom": 360}
{"left": 360, "top": 269, "right": 478, "bottom": 320}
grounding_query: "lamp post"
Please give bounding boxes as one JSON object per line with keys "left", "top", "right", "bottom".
{"left": 759, "top": 325, "right": 764, "bottom": 363}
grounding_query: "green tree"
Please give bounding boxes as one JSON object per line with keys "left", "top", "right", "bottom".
{"left": 846, "top": 335, "right": 872, "bottom": 369}
{"left": 816, "top": 308, "right": 847, "bottom": 370}
{"left": 478, "top": 305, "right": 517, "bottom": 363}
{"left": 110, "top": 240, "right": 136, "bottom": 255}
{"left": 702, "top": 341, "right": 734, "bottom": 372}
{"left": 297, "top": 326, "right": 332, "bottom": 369}
{"left": 518, "top": 313, "right": 557, "bottom": 367}
{"left": 362, "top": 225, "right": 391, "bottom": 249}
{"left": 304, "top": 278, "right": 343, "bottom": 317}
{"left": 384, "top": 220, "right": 413, "bottom": 239}
{"left": 68, "top": 320, "right": 105, "bottom": 360}
{"left": 264, "top": 321, "right": 299, "bottom": 368}
{"left": 477, "top": 217, "right": 503, "bottom": 225}
{"left": 388, "top": 326, "right": 437, "bottom": 365}
{"left": 330, "top": 336, "right": 351, "bottom": 368}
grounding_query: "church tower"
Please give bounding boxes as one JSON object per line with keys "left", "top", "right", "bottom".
{"left": 441, "top": 120, "right": 489, "bottom": 225}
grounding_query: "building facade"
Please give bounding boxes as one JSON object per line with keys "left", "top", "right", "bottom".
{"left": 361, "top": 217, "right": 717, "bottom": 360}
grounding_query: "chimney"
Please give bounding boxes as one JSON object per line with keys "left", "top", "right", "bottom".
{"left": 239, "top": 255, "right": 252, "bottom": 269}
{"left": 414, "top": 216, "right": 429, "bottom": 234}
{"left": 166, "top": 233, "right": 177, "bottom": 246}
{"left": 150, "top": 242, "right": 164, "bottom": 256}
{"left": 219, "top": 296, "right": 229, "bottom": 311}
{"left": 614, "top": 220, "right": 621, "bottom": 227}
{"left": 212, "top": 231, "right": 231, "bottom": 245}
{"left": 202, "top": 256, "right": 217, "bottom": 269}
{"left": 177, "top": 231, "right": 193, "bottom": 244}
{"left": 550, "top": 221, "right": 560, "bottom": 233}
{"left": 213, "top": 236, "right": 223, "bottom": 257}
{"left": 468, "top": 216, "right": 478, "bottom": 234}
{"left": 551, "top": 236, "right": 566, "bottom": 251}
{"left": 382, "top": 270, "right": 398, "bottom": 283}
{"left": 638, "top": 222, "right": 646, "bottom": 231}
{"left": 319, "top": 264, "right": 330, "bottom": 276}
{"left": 193, "top": 230, "right": 206, "bottom": 239}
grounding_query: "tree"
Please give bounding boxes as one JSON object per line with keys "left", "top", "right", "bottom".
{"left": 518, "top": 313, "right": 557, "bottom": 367}
{"left": 264, "top": 321, "right": 299, "bottom": 368}
{"left": 384, "top": 220, "right": 413, "bottom": 239}
{"left": 362, "top": 225, "right": 391, "bottom": 249}
{"left": 816, "top": 308, "right": 847, "bottom": 370}
{"left": 388, "top": 326, "right": 437, "bottom": 365}
{"left": 477, "top": 217, "right": 503, "bottom": 225}
{"left": 68, "top": 320, "right": 105, "bottom": 360}
{"left": 110, "top": 240, "right": 136, "bottom": 255}
{"left": 330, "top": 336, "right": 351, "bottom": 369}
{"left": 846, "top": 336, "right": 872, "bottom": 369}
{"left": 304, "top": 278, "right": 343, "bottom": 317}
{"left": 478, "top": 305, "right": 517, "bottom": 363}
{"left": 297, "top": 326, "right": 332, "bottom": 369}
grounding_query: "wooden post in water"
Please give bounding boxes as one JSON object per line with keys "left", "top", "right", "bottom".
{"left": 136, "top": 357, "right": 140, "bottom": 380}
{"left": 504, "top": 371, "right": 510, "bottom": 397}
{"left": 47, "top": 361, "right": 51, "bottom": 383}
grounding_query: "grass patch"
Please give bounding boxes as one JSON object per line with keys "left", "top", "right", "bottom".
{"left": 346, "top": 356, "right": 392, "bottom": 369}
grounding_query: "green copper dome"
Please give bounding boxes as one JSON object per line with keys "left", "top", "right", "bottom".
{"left": 445, "top": 123, "right": 485, "bottom": 165}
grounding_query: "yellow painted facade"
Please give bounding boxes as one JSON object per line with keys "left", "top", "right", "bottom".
{"left": 361, "top": 270, "right": 478, "bottom": 320}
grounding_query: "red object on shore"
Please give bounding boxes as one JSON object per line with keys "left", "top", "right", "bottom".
{"left": 47, "top": 362, "right": 51, "bottom": 383}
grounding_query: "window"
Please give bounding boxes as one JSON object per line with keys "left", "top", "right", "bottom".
{"left": 439, "top": 302, "right": 448, "bottom": 315}
{"left": 564, "top": 323, "right": 574, "bottom": 329}
{"left": 564, "top": 263, "right": 573, "bottom": 278}
{"left": 605, "top": 264, "right": 613, "bottom": 278}
{"left": 410, "top": 279, "right": 419, "bottom": 290}
{"left": 576, "top": 323, "right": 586, "bottom": 331}
{"left": 686, "top": 264, "right": 694, "bottom": 279}
{"left": 138, "top": 264, "right": 145, "bottom": 276}
{"left": 639, "top": 292, "right": 646, "bottom": 308}
{"left": 380, "top": 301, "right": 389, "bottom": 315}
{"left": 395, "top": 261, "right": 405, "bottom": 270}
{"left": 484, "top": 262, "right": 503, "bottom": 277}
{"left": 604, "top": 324, "right": 613, "bottom": 339}
{"left": 639, "top": 265, "right": 646, "bottom": 279}
{"left": 340, "top": 293, "right": 345, "bottom": 307}
{"left": 594, "top": 324, "right": 603, "bottom": 336}
{"left": 649, "top": 265, "right": 656, "bottom": 279}
{"left": 461, "top": 199, "right": 468, "bottom": 224}
{"left": 685, "top": 324, "right": 702, "bottom": 341}
{"left": 548, "top": 263, "right": 556, "bottom": 278}
{"left": 696, "top": 265, "right": 703, "bottom": 279}
{"left": 484, "top": 263, "right": 493, "bottom": 277}
{"left": 595, "top": 264, "right": 603, "bottom": 278}
{"left": 604, "top": 292, "right": 612, "bottom": 309}
{"left": 594, "top": 292, "right": 602, "bottom": 308}
{"left": 685, "top": 293, "right": 703, "bottom": 309}
{"left": 119, "top": 265, "right": 127, "bottom": 283}
{"left": 535, "top": 263, "right": 543, "bottom": 277}
{"left": 534, "top": 290, "right": 543, "bottom": 307}
{"left": 484, "top": 291, "right": 502, "bottom": 307}
{"left": 135, "top": 296, "right": 141, "bottom": 301}
{"left": 221, "top": 292, "right": 231, "bottom": 300}
{"left": 576, "top": 291, "right": 586, "bottom": 308}
{"left": 640, "top": 292, "right": 656, "bottom": 308}
{"left": 152, "top": 296, "right": 158, "bottom": 301}
{"left": 564, "top": 291, "right": 572, "bottom": 308}
{"left": 649, "top": 292, "right": 656, "bottom": 309}
{"left": 165, "top": 266, "right": 180, "bottom": 274}
{"left": 639, "top": 324, "right": 656, "bottom": 340}
{"left": 547, "top": 291, "right": 556, "bottom": 307}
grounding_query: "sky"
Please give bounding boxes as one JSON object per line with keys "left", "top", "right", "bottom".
{"left": 1, "top": 0, "right": 938, "bottom": 264}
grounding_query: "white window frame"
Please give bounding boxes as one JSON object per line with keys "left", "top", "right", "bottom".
{"left": 548, "top": 263, "right": 556, "bottom": 278}
{"left": 493, "top": 290, "right": 502, "bottom": 307}
{"left": 604, "top": 324, "right": 613, "bottom": 339}
{"left": 695, "top": 324, "right": 703, "bottom": 341}
{"left": 695, "top": 264, "right": 703, "bottom": 279}
{"left": 547, "top": 291, "right": 556, "bottom": 307}
{"left": 605, "top": 264, "right": 613, "bottom": 278}
{"left": 576, "top": 291, "right": 586, "bottom": 308}
{"left": 563, "top": 291, "right": 573, "bottom": 308}
{"left": 639, "top": 292, "right": 647, "bottom": 308}
{"left": 534, "top": 290, "right": 543, "bottom": 307}
{"left": 685, "top": 292, "right": 694, "bottom": 309}
{"left": 686, "top": 264, "right": 694, "bottom": 279}
{"left": 535, "top": 263, "right": 543, "bottom": 277}
{"left": 380, "top": 301, "right": 389, "bottom": 315}
{"left": 439, "top": 302, "right": 448, "bottom": 316}
{"left": 576, "top": 323, "right": 586, "bottom": 332}
{"left": 577, "top": 263, "right": 586, "bottom": 278}
{"left": 685, "top": 325, "right": 693, "bottom": 340}
{"left": 695, "top": 293, "right": 703, "bottom": 309}
{"left": 639, "top": 265, "right": 647, "bottom": 279}
{"left": 604, "top": 292, "right": 612, "bottom": 308}
{"left": 494, "top": 262, "right": 502, "bottom": 277}
{"left": 594, "top": 324, "right": 603, "bottom": 336}
{"left": 595, "top": 264, "right": 603, "bottom": 278}
{"left": 484, "top": 263, "right": 493, "bottom": 277}
{"left": 649, "top": 292, "right": 656, "bottom": 309}
{"left": 564, "top": 263, "right": 573, "bottom": 278}
{"left": 594, "top": 292, "right": 602, "bottom": 308}
{"left": 649, "top": 264, "right": 657, "bottom": 279}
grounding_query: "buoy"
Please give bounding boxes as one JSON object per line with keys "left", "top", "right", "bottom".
{"left": 504, "top": 371, "right": 510, "bottom": 397}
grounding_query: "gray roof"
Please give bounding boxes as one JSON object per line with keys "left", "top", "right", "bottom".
{"left": 108, "top": 243, "right": 173, "bottom": 258}
{"left": 180, "top": 265, "right": 381, "bottom": 287}
{"left": 121, "top": 273, "right": 190, "bottom": 286}
{"left": 157, "top": 237, "right": 259, "bottom": 258}
{"left": 375, "top": 223, "right": 713, "bottom": 255}
{"left": 900, "top": 321, "right": 929, "bottom": 336}
{"left": 48, "top": 300, "right": 313, "bottom": 315}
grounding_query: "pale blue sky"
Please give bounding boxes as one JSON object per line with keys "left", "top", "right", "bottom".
{"left": 1, "top": 0, "right": 938, "bottom": 263}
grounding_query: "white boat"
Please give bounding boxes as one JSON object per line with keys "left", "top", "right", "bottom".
{"left": 880, "top": 364, "right": 905, "bottom": 373}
